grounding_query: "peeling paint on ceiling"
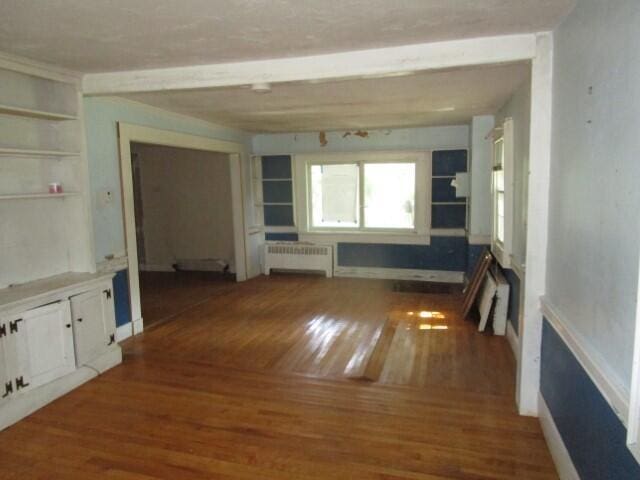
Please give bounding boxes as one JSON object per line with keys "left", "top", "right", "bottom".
{"left": 0, "top": 0, "right": 574, "bottom": 72}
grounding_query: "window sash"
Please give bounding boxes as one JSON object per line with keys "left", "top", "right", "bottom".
{"left": 307, "top": 159, "right": 418, "bottom": 232}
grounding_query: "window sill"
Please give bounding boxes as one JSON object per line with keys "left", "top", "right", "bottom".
{"left": 491, "top": 242, "right": 511, "bottom": 268}
{"left": 299, "top": 230, "right": 431, "bottom": 246}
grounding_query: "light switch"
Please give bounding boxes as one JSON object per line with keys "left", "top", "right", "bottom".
{"left": 98, "top": 189, "right": 113, "bottom": 207}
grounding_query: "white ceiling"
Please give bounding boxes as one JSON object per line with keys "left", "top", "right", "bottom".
{"left": 0, "top": 0, "right": 573, "bottom": 73}
{"left": 124, "top": 63, "right": 530, "bottom": 133}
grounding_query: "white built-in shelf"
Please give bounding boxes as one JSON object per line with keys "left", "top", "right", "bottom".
{"left": 0, "top": 104, "right": 77, "bottom": 121}
{"left": 0, "top": 192, "right": 80, "bottom": 200}
{"left": 0, "top": 147, "right": 81, "bottom": 157}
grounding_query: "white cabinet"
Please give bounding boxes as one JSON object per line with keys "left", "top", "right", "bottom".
{"left": 0, "top": 301, "right": 76, "bottom": 403}
{"left": 70, "top": 286, "right": 116, "bottom": 366}
{"left": 0, "top": 325, "right": 12, "bottom": 406}
{"left": 0, "top": 273, "right": 122, "bottom": 431}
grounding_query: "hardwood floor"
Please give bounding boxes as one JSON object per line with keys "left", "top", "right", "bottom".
{"left": 139, "top": 271, "right": 234, "bottom": 328}
{"left": 0, "top": 274, "right": 558, "bottom": 479}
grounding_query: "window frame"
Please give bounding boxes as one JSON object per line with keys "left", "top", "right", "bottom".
{"left": 294, "top": 151, "right": 431, "bottom": 244}
{"left": 491, "top": 118, "right": 514, "bottom": 268}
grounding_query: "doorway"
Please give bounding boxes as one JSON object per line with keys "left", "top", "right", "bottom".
{"left": 130, "top": 142, "right": 236, "bottom": 328}
{"left": 117, "top": 123, "right": 251, "bottom": 335}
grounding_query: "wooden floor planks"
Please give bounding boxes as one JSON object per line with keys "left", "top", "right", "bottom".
{"left": 0, "top": 273, "right": 558, "bottom": 479}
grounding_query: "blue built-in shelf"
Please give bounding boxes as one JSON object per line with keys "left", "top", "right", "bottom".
{"left": 431, "top": 150, "right": 467, "bottom": 229}
{"left": 261, "top": 156, "right": 295, "bottom": 227}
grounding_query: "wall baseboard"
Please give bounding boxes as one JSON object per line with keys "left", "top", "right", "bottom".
{"left": 334, "top": 266, "right": 464, "bottom": 283}
{"left": 540, "top": 297, "right": 629, "bottom": 425}
{"left": 538, "top": 393, "right": 580, "bottom": 480}
{"left": 139, "top": 263, "right": 175, "bottom": 272}
{"left": 132, "top": 317, "right": 144, "bottom": 335}
{"left": 116, "top": 322, "right": 133, "bottom": 342}
{"left": 506, "top": 320, "right": 519, "bottom": 362}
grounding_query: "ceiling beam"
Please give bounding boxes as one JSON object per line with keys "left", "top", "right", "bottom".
{"left": 82, "top": 34, "right": 536, "bottom": 95}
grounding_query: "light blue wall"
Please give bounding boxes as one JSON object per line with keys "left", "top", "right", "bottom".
{"left": 543, "top": 0, "right": 640, "bottom": 474}
{"left": 252, "top": 125, "right": 468, "bottom": 155}
{"left": 83, "top": 97, "right": 251, "bottom": 263}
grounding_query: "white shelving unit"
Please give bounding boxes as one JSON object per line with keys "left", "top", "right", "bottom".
{"left": 0, "top": 58, "right": 95, "bottom": 289}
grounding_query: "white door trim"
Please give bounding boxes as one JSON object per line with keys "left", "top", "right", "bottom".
{"left": 117, "top": 123, "right": 249, "bottom": 334}
{"left": 517, "top": 32, "right": 554, "bottom": 415}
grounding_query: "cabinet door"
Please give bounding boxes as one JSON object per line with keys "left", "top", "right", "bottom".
{"left": 70, "top": 287, "right": 116, "bottom": 366}
{"left": 1, "top": 301, "right": 76, "bottom": 394}
{"left": 21, "top": 300, "right": 76, "bottom": 390}
{"left": 0, "top": 322, "right": 13, "bottom": 406}
{"left": 1, "top": 312, "right": 31, "bottom": 398}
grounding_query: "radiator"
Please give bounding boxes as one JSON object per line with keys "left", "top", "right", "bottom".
{"left": 264, "top": 242, "right": 333, "bottom": 277}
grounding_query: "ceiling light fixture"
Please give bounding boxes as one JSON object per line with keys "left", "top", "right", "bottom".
{"left": 251, "top": 82, "right": 272, "bottom": 94}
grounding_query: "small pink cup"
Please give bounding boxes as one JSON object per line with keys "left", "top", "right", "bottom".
{"left": 48, "top": 182, "right": 63, "bottom": 194}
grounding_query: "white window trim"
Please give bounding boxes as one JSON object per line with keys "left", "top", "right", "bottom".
{"left": 294, "top": 151, "right": 431, "bottom": 245}
{"left": 491, "top": 118, "right": 514, "bottom": 268}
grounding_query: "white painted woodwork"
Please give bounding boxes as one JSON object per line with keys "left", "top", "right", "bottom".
{"left": 0, "top": 272, "right": 121, "bottom": 431}
{"left": 491, "top": 268, "right": 510, "bottom": 336}
{"left": 0, "top": 326, "right": 11, "bottom": 408}
{"left": 517, "top": 33, "right": 554, "bottom": 416}
{"left": 13, "top": 301, "right": 76, "bottom": 391}
{"left": 0, "top": 60, "right": 95, "bottom": 290}
{"left": 70, "top": 288, "right": 116, "bottom": 367}
{"left": 82, "top": 34, "right": 539, "bottom": 95}
{"left": 116, "top": 123, "right": 251, "bottom": 332}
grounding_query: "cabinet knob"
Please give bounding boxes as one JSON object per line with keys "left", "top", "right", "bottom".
{"left": 66, "top": 323, "right": 72, "bottom": 328}
{"left": 76, "top": 318, "right": 83, "bottom": 323}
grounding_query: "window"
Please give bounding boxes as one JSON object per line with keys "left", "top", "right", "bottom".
{"left": 309, "top": 160, "right": 416, "bottom": 231}
{"left": 491, "top": 118, "right": 514, "bottom": 267}
{"left": 295, "top": 152, "right": 430, "bottom": 241}
{"left": 494, "top": 138, "right": 505, "bottom": 244}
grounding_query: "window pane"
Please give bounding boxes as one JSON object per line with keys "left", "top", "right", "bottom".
{"left": 497, "top": 192, "right": 505, "bottom": 242}
{"left": 364, "top": 163, "right": 415, "bottom": 229}
{"left": 310, "top": 163, "right": 359, "bottom": 228}
{"left": 495, "top": 170, "right": 504, "bottom": 192}
{"left": 494, "top": 138, "right": 504, "bottom": 168}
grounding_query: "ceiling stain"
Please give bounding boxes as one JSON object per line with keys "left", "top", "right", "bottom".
{"left": 342, "top": 131, "right": 352, "bottom": 138}
{"left": 354, "top": 130, "right": 369, "bottom": 138}
{"left": 319, "top": 131, "right": 328, "bottom": 147}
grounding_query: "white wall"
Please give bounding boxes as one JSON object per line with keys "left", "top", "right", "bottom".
{"left": 547, "top": 0, "right": 640, "bottom": 393}
{"left": 252, "top": 125, "right": 469, "bottom": 155}
{"left": 131, "top": 143, "right": 234, "bottom": 270}
{"left": 468, "top": 115, "right": 494, "bottom": 242}
{"left": 496, "top": 76, "right": 531, "bottom": 269}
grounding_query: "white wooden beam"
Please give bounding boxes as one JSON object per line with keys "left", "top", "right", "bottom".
{"left": 82, "top": 34, "right": 537, "bottom": 95}
{"left": 518, "top": 32, "right": 554, "bottom": 416}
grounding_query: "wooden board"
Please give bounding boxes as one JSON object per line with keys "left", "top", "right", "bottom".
{"left": 461, "top": 248, "right": 493, "bottom": 318}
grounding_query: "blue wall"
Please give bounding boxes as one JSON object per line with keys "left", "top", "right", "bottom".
{"left": 431, "top": 150, "right": 467, "bottom": 229}
{"left": 338, "top": 237, "right": 467, "bottom": 271}
{"left": 113, "top": 269, "right": 132, "bottom": 327}
{"left": 262, "top": 155, "right": 295, "bottom": 227}
{"left": 466, "top": 244, "right": 488, "bottom": 279}
{"left": 503, "top": 269, "right": 520, "bottom": 335}
{"left": 541, "top": 319, "right": 640, "bottom": 479}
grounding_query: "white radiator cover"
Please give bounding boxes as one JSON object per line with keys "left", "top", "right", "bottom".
{"left": 264, "top": 243, "right": 333, "bottom": 277}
